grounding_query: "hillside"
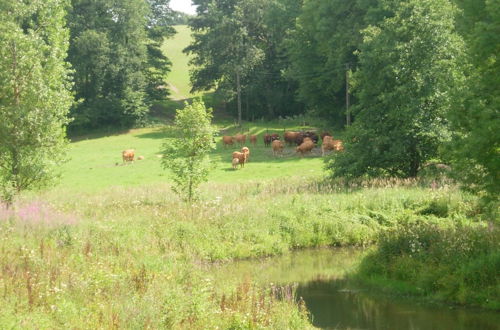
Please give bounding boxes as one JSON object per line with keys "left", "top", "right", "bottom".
{"left": 162, "top": 25, "right": 199, "bottom": 100}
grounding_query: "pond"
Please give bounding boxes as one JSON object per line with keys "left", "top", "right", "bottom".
{"left": 209, "top": 248, "right": 500, "bottom": 330}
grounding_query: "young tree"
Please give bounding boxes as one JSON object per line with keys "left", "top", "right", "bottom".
{"left": 161, "top": 99, "right": 217, "bottom": 202}
{"left": 0, "top": 0, "right": 73, "bottom": 204}
{"left": 327, "top": 0, "right": 464, "bottom": 178}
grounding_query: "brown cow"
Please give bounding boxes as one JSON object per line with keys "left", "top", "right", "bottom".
{"left": 234, "top": 134, "right": 247, "bottom": 146}
{"left": 263, "top": 134, "right": 272, "bottom": 147}
{"left": 232, "top": 151, "right": 247, "bottom": 168}
{"left": 284, "top": 131, "right": 299, "bottom": 146}
{"left": 122, "top": 149, "right": 135, "bottom": 163}
{"left": 271, "top": 140, "right": 284, "bottom": 157}
{"left": 241, "top": 147, "right": 250, "bottom": 162}
{"left": 222, "top": 136, "right": 234, "bottom": 148}
{"left": 250, "top": 135, "right": 257, "bottom": 146}
{"left": 296, "top": 140, "right": 314, "bottom": 156}
{"left": 232, "top": 157, "right": 240, "bottom": 170}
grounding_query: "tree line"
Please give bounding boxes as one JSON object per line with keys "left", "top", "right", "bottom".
{"left": 188, "top": 0, "right": 498, "bottom": 204}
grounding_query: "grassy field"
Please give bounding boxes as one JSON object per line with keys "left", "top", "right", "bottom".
{"left": 59, "top": 119, "right": 333, "bottom": 193}
{"left": 162, "top": 25, "right": 199, "bottom": 100}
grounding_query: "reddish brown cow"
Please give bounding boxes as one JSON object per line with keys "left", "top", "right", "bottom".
{"left": 232, "top": 151, "right": 247, "bottom": 168}
{"left": 222, "top": 136, "right": 234, "bottom": 148}
{"left": 271, "top": 140, "right": 284, "bottom": 156}
{"left": 234, "top": 134, "right": 247, "bottom": 146}
{"left": 122, "top": 149, "right": 135, "bottom": 163}
{"left": 296, "top": 140, "right": 314, "bottom": 156}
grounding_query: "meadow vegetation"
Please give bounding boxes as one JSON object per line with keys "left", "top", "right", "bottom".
{"left": 2, "top": 169, "right": 497, "bottom": 327}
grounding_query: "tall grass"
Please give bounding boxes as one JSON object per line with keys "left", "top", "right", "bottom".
{"left": 0, "top": 177, "right": 492, "bottom": 327}
{"left": 357, "top": 222, "right": 499, "bottom": 309}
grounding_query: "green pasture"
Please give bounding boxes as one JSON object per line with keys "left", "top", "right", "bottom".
{"left": 57, "top": 121, "right": 339, "bottom": 193}
{"left": 162, "top": 25, "right": 198, "bottom": 100}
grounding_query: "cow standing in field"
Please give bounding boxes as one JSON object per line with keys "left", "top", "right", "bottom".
{"left": 222, "top": 136, "right": 234, "bottom": 148}
{"left": 122, "top": 149, "right": 135, "bottom": 163}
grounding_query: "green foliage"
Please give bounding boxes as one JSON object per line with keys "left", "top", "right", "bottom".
{"left": 327, "top": 0, "right": 464, "bottom": 178}
{"left": 67, "top": 0, "right": 174, "bottom": 131}
{"left": 287, "top": 0, "right": 367, "bottom": 123}
{"left": 358, "top": 222, "right": 500, "bottom": 308}
{"left": 187, "top": 0, "right": 305, "bottom": 119}
{"left": 447, "top": 0, "right": 500, "bottom": 204}
{"left": 0, "top": 0, "right": 73, "bottom": 204}
{"left": 161, "top": 99, "right": 216, "bottom": 202}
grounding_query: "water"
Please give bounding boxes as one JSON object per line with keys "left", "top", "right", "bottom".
{"left": 210, "top": 248, "right": 500, "bottom": 330}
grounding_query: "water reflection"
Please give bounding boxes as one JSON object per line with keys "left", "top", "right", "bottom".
{"left": 297, "top": 279, "right": 500, "bottom": 330}
{"left": 209, "top": 248, "right": 500, "bottom": 330}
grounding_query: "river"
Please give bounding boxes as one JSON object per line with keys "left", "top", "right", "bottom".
{"left": 209, "top": 248, "right": 500, "bottom": 330}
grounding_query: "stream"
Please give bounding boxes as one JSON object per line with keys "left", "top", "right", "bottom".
{"left": 210, "top": 248, "right": 500, "bottom": 330}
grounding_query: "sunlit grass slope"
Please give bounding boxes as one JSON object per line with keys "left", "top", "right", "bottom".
{"left": 56, "top": 121, "right": 334, "bottom": 193}
{"left": 162, "top": 25, "right": 198, "bottom": 100}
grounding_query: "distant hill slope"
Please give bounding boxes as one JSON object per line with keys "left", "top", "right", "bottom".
{"left": 162, "top": 25, "right": 199, "bottom": 100}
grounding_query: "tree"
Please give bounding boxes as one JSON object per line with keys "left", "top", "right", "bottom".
{"left": 67, "top": 0, "right": 174, "bottom": 131}
{"left": 161, "top": 99, "right": 217, "bottom": 202}
{"left": 186, "top": 0, "right": 304, "bottom": 121}
{"left": 447, "top": 0, "right": 500, "bottom": 202}
{"left": 327, "top": 0, "right": 464, "bottom": 178}
{"left": 146, "top": 0, "right": 175, "bottom": 102}
{"left": 287, "top": 0, "right": 367, "bottom": 124}
{"left": 0, "top": 0, "right": 73, "bottom": 204}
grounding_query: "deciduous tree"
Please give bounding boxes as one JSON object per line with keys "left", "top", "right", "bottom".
{"left": 0, "top": 0, "right": 73, "bottom": 204}
{"left": 161, "top": 99, "right": 216, "bottom": 202}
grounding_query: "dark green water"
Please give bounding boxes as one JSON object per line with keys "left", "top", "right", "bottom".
{"left": 211, "top": 248, "right": 500, "bottom": 330}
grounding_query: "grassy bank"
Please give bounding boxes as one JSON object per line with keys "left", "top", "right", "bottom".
{"left": 356, "top": 222, "right": 499, "bottom": 310}
{"left": 2, "top": 176, "right": 493, "bottom": 327}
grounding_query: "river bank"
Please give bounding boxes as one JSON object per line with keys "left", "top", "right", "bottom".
{"left": 1, "top": 178, "right": 497, "bottom": 327}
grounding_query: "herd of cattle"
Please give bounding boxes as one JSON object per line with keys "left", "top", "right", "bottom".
{"left": 120, "top": 130, "right": 343, "bottom": 168}
{"left": 223, "top": 130, "right": 344, "bottom": 169}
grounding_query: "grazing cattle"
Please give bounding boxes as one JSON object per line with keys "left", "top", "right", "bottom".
{"left": 303, "top": 137, "right": 313, "bottom": 144}
{"left": 296, "top": 140, "right": 315, "bottom": 156}
{"left": 263, "top": 134, "right": 272, "bottom": 147}
{"left": 232, "top": 151, "right": 247, "bottom": 168}
{"left": 321, "top": 136, "right": 335, "bottom": 156}
{"left": 222, "top": 136, "right": 234, "bottom": 148}
{"left": 241, "top": 147, "right": 250, "bottom": 162}
{"left": 270, "top": 133, "right": 280, "bottom": 141}
{"left": 271, "top": 140, "right": 284, "bottom": 156}
{"left": 232, "top": 157, "right": 240, "bottom": 170}
{"left": 284, "top": 131, "right": 300, "bottom": 146}
{"left": 295, "top": 132, "right": 305, "bottom": 146}
{"left": 304, "top": 131, "right": 319, "bottom": 144}
{"left": 234, "top": 134, "right": 247, "bottom": 146}
{"left": 250, "top": 135, "right": 257, "bottom": 146}
{"left": 320, "top": 132, "right": 332, "bottom": 140}
{"left": 122, "top": 149, "right": 135, "bottom": 163}
{"left": 332, "top": 139, "right": 344, "bottom": 151}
